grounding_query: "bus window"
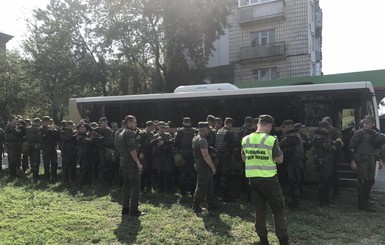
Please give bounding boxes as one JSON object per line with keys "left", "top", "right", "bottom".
{"left": 341, "top": 108, "right": 355, "bottom": 129}
{"left": 302, "top": 101, "right": 331, "bottom": 127}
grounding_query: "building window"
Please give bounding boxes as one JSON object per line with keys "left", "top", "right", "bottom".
{"left": 252, "top": 68, "right": 278, "bottom": 82}
{"left": 239, "top": 0, "right": 275, "bottom": 7}
{"left": 251, "top": 30, "right": 275, "bottom": 47}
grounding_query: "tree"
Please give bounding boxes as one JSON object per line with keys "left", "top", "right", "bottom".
{"left": 0, "top": 51, "right": 30, "bottom": 126}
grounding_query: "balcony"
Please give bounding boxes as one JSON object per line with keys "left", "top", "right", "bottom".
{"left": 239, "top": 41, "right": 285, "bottom": 62}
{"left": 239, "top": 0, "right": 284, "bottom": 26}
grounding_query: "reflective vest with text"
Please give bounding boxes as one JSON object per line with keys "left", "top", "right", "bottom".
{"left": 242, "top": 132, "right": 277, "bottom": 178}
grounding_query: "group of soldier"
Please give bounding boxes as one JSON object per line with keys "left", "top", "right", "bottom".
{"left": 0, "top": 113, "right": 383, "bottom": 215}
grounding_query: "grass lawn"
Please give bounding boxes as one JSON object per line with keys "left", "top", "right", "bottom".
{"left": 0, "top": 171, "right": 384, "bottom": 245}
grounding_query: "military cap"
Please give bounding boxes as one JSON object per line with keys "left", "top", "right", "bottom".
{"left": 244, "top": 116, "right": 253, "bottom": 124}
{"left": 363, "top": 115, "right": 376, "bottom": 123}
{"left": 90, "top": 122, "right": 98, "bottom": 127}
{"left": 24, "top": 118, "right": 31, "bottom": 123}
{"left": 182, "top": 117, "right": 192, "bottom": 126}
{"left": 224, "top": 117, "right": 234, "bottom": 124}
{"left": 33, "top": 118, "right": 42, "bottom": 123}
{"left": 9, "top": 115, "right": 17, "bottom": 121}
{"left": 158, "top": 121, "right": 166, "bottom": 127}
{"left": 77, "top": 124, "right": 86, "bottom": 130}
{"left": 258, "top": 115, "right": 275, "bottom": 124}
{"left": 99, "top": 117, "right": 108, "bottom": 123}
{"left": 206, "top": 115, "right": 215, "bottom": 123}
{"left": 153, "top": 120, "right": 159, "bottom": 125}
{"left": 111, "top": 122, "right": 118, "bottom": 127}
{"left": 293, "top": 123, "right": 306, "bottom": 129}
{"left": 146, "top": 120, "right": 155, "bottom": 127}
{"left": 198, "top": 122, "right": 210, "bottom": 129}
{"left": 66, "top": 120, "right": 74, "bottom": 125}
{"left": 319, "top": 120, "right": 330, "bottom": 129}
{"left": 215, "top": 117, "right": 222, "bottom": 123}
{"left": 42, "top": 116, "right": 52, "bottom": 122}
{"left": 281, "top": 119, "right": 294, "bottom": 127}
{"left": 321, "top": 116, "right": 332, "bottom": 125}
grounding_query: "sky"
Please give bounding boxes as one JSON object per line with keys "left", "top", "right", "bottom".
{"left": 0, "top": 0, "right": 385, "bottom": 75}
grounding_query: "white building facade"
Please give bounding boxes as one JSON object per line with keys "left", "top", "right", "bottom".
{"left": 207, "top": 0, "right": 322, "bottom": 84}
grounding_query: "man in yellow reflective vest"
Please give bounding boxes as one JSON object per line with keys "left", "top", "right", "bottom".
{"left": 241, "top": 115, "right": 289, "bottom": 245}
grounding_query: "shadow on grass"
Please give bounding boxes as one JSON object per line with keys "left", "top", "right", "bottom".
{"left": 141, "top": 192, "right": 180, "bottom": 209}
{"left": 114, "top": 216, "right": 141, "bottom": 244}
{"left": 202, "top": 211, "right": 232, "bottom": 237}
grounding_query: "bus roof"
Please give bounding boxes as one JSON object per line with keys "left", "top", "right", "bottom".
{"left": 174, "top": 83, "right": 239, "bottom": 93}
{"left": 237, "top": 69, "right": 385, "bottom": 94}
{"left": 72, "top": 81, "right": 374, "bottom": 104}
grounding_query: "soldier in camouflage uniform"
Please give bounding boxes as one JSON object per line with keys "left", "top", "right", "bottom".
{"left": 77, "top": 124, "right": 95, "bottom": 185}
{"left": 152, "top": 121, "right": 174, "bottom": 193}
{"left": 350, "top": 115, "right": 383, "bottom": 212}
{"left": 174, "top": 117, "right": 198, "bottom": 196}
{"left": 312, "top": 121, "right": 341, "bottom": 207}
{"left": 60, "top": 121, "right": 78, "bottom": 184}
{"left": 215, "top": 117, "right": 235, "bottom": 202}
{"left": 137, "top": 121, "right": 155, "bottom": 193}
{"left": 38, "top": 116, "right": 59, "bottom": 182}
{"left": 24, "top": 118, "right": 42, "bottom": 180}
{"left": 279, "top": 121, "right": 305, "bottom": 210}
{"left": 4, "top": 115, "right": 24, "bottom": 177}
{"left": 192, "top": 122, "right": 219, "bottom": 213}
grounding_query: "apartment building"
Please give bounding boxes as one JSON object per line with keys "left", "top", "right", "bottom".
{"left": 207, "top": 0, "right": 322, "bottom": 84}
{"left": 0, "top": 32, "right": 13, "bottom": 56}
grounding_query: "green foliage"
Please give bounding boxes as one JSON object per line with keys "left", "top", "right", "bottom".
{"left": 1, "top": 175, "right": 385, "bottom": 244}
{"left": 0, "top": 51, "right": 31, "bottom": 126}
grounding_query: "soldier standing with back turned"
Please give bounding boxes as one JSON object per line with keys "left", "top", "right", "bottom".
{"left": 241, "top": 115, "right": 289, "bottom": 245}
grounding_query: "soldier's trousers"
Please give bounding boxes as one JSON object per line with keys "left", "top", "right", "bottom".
{"left": 27, "top": 146, "right": 41, "bottom": 179}
{"left": 286, "top": 159, "right": 304, "bottom": 206}
{"left": 178, "top": 156, "right": 196, "bottom": 196}
{"left": 318, "top": 159, "right": 333, "bottom": 205}
{"left": 194, "top": 167, "right": 217, "bottom": 208}
{"left": 62, "top": 150, "right": 77, "bottom": 183}
{"left": 356, "top": 155, "right": 376, "bottom": 209}
{"left": 42, "top": 146, "right": 57, "bottom": 181}
{"left": 99, "top": 147, "right": 114, "bottom": 184}
{"left": 80, "top": 156, "right": 93, "bottom": 185}
{"left": 7, "top": 143, "right": 21, "bottom": 177}
{"left": 22, "top": 150, "right": 30, "bottom": 173}
{"left": 249, "top": 175, "right": 288, "bottom": 240}
{"left": 140, "top": 152, "right": 153, "bottom": 192}
{"left": 215, "top": 152, "right": 232, "bottom": 199}
{"left": 154, "top": 155, "right": 173, "bottom": 192}
{"left": 121, "top": 165, "right": 141, "bottom": 214}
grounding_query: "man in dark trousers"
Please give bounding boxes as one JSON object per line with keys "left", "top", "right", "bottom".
{"left": 312, "top": 121, "right": 341, "bottom": 207}
{"left": 4, "top": 115, "right": 24, "bottom": 177}
{"left": 38, "top": 116, "right": 59, "bottom": 182}
{"left": 24, "top": 118, "right": 42, "bottom": 180}
{"left": 192, "top": 122, "right": 219, "bottom": 213}
{"left": 279, "top": 121, "right": 305, "bottom": 211}
{"left": 241, "top": 115, "right": 289, "bottom": 245}
{"left": 60, "top": 121, "right": 78, "bottom": 184}
{"left": 215, "top": 117, "right": 235, "bottom": 202}
{"left": 174, "top": 117, "right": 197, "bottom": 196}
{"left": 137, "top": 121, "right": 155, "bottom": 193}
{"left": 118, "top": 115, "right": 143, "bottom": 217}
{"left": 350, "top": 115, "right": 383, "bottom": 212}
